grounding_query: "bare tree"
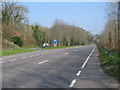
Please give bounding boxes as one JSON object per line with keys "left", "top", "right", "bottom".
{"left": 99, "top": 2, "right": 119, "bottom": 52}
{"left": 49, "top": 19, "right": 93, "bottom": 46}
{"left": 2, "top": 1, "right": 28, "bottom": 25}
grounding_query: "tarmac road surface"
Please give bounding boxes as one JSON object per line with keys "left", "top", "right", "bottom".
{"left": 1, "top": 44, "right": 118, "bottom": 88}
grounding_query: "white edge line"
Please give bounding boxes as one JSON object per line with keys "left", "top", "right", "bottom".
{"left": 69, "top": 79, "right": 76, "bottom": 88}
{"left": 38, "top": 60, "right": 48, "bottom": 64}
{"left": 76, "top": 71, "right": 82, "bottom": 76}
{"left": 81, "top": 46, "right": 95, "bottom": 68}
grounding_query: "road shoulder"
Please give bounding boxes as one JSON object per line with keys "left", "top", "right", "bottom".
{"left": 74, "top": 47, "right": 118, "bottom": 88}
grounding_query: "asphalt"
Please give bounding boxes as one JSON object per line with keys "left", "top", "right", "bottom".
{"left": 1, "top": 44, "right": 118, "bottom": 88}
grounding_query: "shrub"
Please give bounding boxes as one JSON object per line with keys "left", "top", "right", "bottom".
{"left": 11, "top": 36, "right": 23, "bottom": 47}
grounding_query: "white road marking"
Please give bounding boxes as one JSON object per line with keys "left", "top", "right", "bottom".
{"left": 81, "top": 46, "right": 95, "bottom": 68}
{"left": 0, "top": 61, "right": 6, "bottom": 63}
{"left": 74, "top": 50, "right": 78, "bottom": 52}
{"left": 65, "top": 53, "right": 68, "bottom": 55}
{"left": 36, "top": 54, "right": 39, "bottom": 56}
{"left": 38, "top": 60, "right": 48, "bottom": 64}
{"left": 69, "top": 79, "right": 76, "bottom": 88}
{"left": 10, "top": 59, "right": 17, "bottom": 61}
{"left": 76, "top": 71, "right": 82, "bottom": 76}
{"left": 29, "top": 55, "right": 34, "bottom": 57}
{"left": 21, "top": 57, "right": 26, "bottom": 59}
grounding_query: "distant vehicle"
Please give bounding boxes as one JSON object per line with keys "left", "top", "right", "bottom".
{"left": 43, "top": 43, "right": 49, "bottom": 48}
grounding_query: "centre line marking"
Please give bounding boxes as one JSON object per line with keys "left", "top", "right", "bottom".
{"left": 0, "top": 61, "right": 6, "bottom": 63}
{"left": 81, "top": 46, "right": 95, "bottom": 68}
{"left": 69, "top": 79, "right": 76, "bottom": 88}
{"left": 74, "top": 50, "right": 78, "bottom": 52}
{"left": 10, "top": 59, "right": 17, "bottom": 61}
{"left": 38, "top": 60, "right": 48, "bottom": 64}
{"left": 21, "top": 57, "right": 26, "bottom": 59}
{"left": 29, "top": 55, "right": 34, "bottom": 57}
{"left": 76, "top": 71, "right": 82, "bottom": 76}
{"left": 65, "top": 53, "right": 68, "bottom": 55}
{"left": 36, "top": 54, "right": 39, "bottom": 56}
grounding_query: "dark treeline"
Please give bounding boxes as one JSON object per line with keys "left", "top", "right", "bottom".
{"left": 2, "top": 1, "right": 93, "bottom": 50}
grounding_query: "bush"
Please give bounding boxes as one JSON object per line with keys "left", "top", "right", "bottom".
{"left": 11, "top": 36, "right": 23, "bottom": 47}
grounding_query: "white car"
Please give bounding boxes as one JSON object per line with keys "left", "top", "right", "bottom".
{"left": 43, "top": 43, "right": 49, "bottom": 47}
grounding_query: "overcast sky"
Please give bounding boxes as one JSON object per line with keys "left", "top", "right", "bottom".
{"left": 22, "top": 2, "right": 108, "bottom": 34}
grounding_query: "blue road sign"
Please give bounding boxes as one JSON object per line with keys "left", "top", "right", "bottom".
{"left": 54, "top": 40, "right": 57, "bottom": 44}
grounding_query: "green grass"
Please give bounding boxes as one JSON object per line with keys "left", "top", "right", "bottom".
{"left": 43, "top": 44, "right": 90, "bottom": 50}
{"left": 2, "top": 44, "right": 91, "bottom": 56}
{"left": 43, "top": 46, "right": 79, "bottom": 50}
{"left": 2, "top": 48, "right": 40, "bottom": 56}
{"left": 97, "top": 46, "right": 120, "bottom": 80}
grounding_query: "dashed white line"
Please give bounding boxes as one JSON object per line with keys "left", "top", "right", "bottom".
{"left": 10, "top": 59, "right": 17, "bottom": 61}
{"left": 76, "top": 71, "right": 82, "bottom": 76}
{"left": 74, "top": 50, "right": 78, "bottom": 52}
{"left": 65, "top": 53, "right": 68, "bottom": 55}
{"left": 36, "top": 54, "right": 40, "bottom": 56}
{"left": 81, "top": 46, "right": 95, "bottom": 68}
{"left": 21, "top": 57, "right": 26, "bottom": 59}
{"left": 0, "top": 61, "right": 6, "bottom": 63}
{"left": 69, "top": 79, "right": 76, "bottom": 88}
{"left": 29, "top": 55, "right": 34, "bottom": 57}
{"left": 38, "top": 60, "right": 48, "bottom": 64}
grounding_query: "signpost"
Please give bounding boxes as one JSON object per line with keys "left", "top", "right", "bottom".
{"left": 53, "top": 40, "right": 57, "bottom": 47}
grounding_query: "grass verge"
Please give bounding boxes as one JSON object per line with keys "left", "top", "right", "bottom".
{"left": 97, "top": 46, "right": 120, "bottom": 81}
{"left": 43, "top": 45, "right": 89, "bottom": 50}
{"left": 2, "top": 44, "right": 91, "bottom": 56}
{"left": 2, "top": 48, "right": 40, "bottom": 56}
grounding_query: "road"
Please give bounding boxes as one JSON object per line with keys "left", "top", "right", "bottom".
{"left": 1, "top": 44, "right": 118, "bottom": 88}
